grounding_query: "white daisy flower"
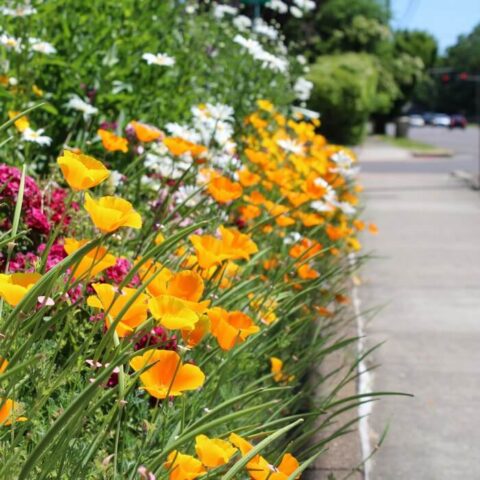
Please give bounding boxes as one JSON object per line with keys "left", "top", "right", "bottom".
{"left": 142, "top": 52, "right": 175, "bottom": 67}
{"left": 294, "top": 77, "right": 314, "bottom": 101}
{"left": 284, "top": 232, "right": 303, "bottom": 245}
{"left": 332, "top": 200, "right": 356, "bottom": 216}
{"left": 0, "top": 5, "right": 37, "bottom": 16}
{"left": 290, "top": 6, "right": 303, "bottom": 17}
{"left": 30, "top": 38, "right": 56, "bottom": 55}
{"left": 293, "top": 0, "right": 316, "bottom": 12}
{"left": 266, "top": 0, "right": 288, "bottom": 14}
{"left": 310, "top": 200, "right": 334, "bottom": 213}
{"left": 277, "top": 138, "right": 305, "bottom": 155}
{"left": 330, "top": 151, "right": 354, "bottom": 172}
{"left": 22, "top": 128, "right": 52, "bottom": 146}
{"left": 0, "top": 33, "right": 22, "bottom": 52}
{"left": 164, "top": 122, "right": 201, "bottom": 143}
{"left": 65, "top": 95, "right": 98, "bottom": 119}
{"left": 253, "top": 19, "right": 280, "bottom": 40}
{"left": 175, "top": 185, "right": 202, "bottom": 208}
{"left": 233, "top": 15, "right": 252, "bottom": 31}
{"left": 213, "top": 4, "right": 238, "bottom": 19}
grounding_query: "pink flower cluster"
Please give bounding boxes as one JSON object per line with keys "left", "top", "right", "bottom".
{"left": 0, "top": 164, "right": 76, "bottom": 237}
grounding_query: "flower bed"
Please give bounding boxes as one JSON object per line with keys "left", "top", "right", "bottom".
{"left": 0, "top": 2, "right": 376, "bottom": 478}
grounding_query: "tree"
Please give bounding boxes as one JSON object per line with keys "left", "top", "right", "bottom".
{"left": 434, "top": 23, "right": 480, "bottom": 117}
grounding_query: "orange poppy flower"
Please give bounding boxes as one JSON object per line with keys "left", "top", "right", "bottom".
{"left": 325, "top": 224, "right": 347, "bottom": 241}
{"left": 195, "top": 434, "right": 237, "bottom": 468}
{"left": 218, "top": 226, "right": 258, "bottom": 261}
{"left": 245, "top": 149, "right": 270, "bottom": 167}
{"left": 237, "top": 168, "right": 260, "bottom": 187}
{"left": 167, "top": 270, "right": 204, "bottom": 303}
{"left": 208, "top": 307, "right": 259, "bottom": 351}
{"left": 297, "top": 263, "right": 319, "bottom": 280}
{"left": 84, "top": 193, "right": 142, "bottom": 233}
{"left": 191, "top": 227, "right": 256, "bottom": 271}
{"left": 87, "top": 284, "right": 149, "bottom": 337}
{"left": 181, "top": 314, "right": 210, "bottom": 348}
{"left": 244, "top": 190, "right": 267, "bottom": 205}
{"left": 137, "top": 260, "right": 173, "bottom": 297}
{"left": 289, "top": 238, "right": 322, "bottom": 260}
{"left": 303, "top": 174, "right": 330, "bottom": 199}
{"left": 229, "top": 434, "right": 299, "bottom": 480}
{"left": 295, "top": 212, "right": 324, "bottom": 227}
{"left": 239, "top": 204, "right": 261, "bottom": 221}
{"left": 129, "top": 120, "right": 163, "bottom": 142}
{"left": 0, "top": 399, "right": 27, "bottom": 426}
{"left": 64, "top": 238, "right": 116, "bottom": 280}
{"left": 165, "top": 451, "right": 206, "bottom": 480}
{"left": 276, "top": 215, "right": 295, "bottom": 227}
{"left": 57, "top": 150, "right": 110, "bottom": 191}
{"left": 368, "top": 223, "right": 379, "bottom": 235}
{"left": 285, "top": 191, "right": 309, "bottom": 208}
{"left": 0, "top": 357, "right": 8, "bottom": 374}
{"left": 163, "top": 137, "right": 206, "bottom": 158}
{"left": 130, "top": 350, "right": 205, "bottom": 399}
{"left": 0, "top": 272, "right": 42, "bottom": 306}
{"left": 207, "top": 176, "right": 243, "bottom": 204}
{"left": 97, "top": 129, "right": 128, "bottom": 153}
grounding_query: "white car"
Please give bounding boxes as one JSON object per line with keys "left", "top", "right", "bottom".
{"left": 432, "top": 114, "right": 451, "bottom": 127}
{"left": 409, "top": 115, "right": 425, "bottom": 127}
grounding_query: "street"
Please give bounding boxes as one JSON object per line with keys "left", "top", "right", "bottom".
{"left": 358, "top": 128, "right": 480, "bottom": 479}
{"left": 362, "top": 125, "right": 480, "bottom": 174}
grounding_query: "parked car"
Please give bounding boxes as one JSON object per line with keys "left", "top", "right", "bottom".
{"left": 449, "top": 114, "right": 467, "bottom": 129}
{"left": 408, "top": 114, "right": 425, "bottom": 127}
{"left": 432, "top": 114, "right": 451, "bottom": 127}
{"left": 422, "top": 112, "right": 436, "bottom": 125}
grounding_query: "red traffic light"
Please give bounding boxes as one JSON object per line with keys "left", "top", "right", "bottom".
{"left": 441, "top": 74, "right": 450, "bottom": 83}
{"left": 459, "top": 72, "right": 469, "bottom": 81}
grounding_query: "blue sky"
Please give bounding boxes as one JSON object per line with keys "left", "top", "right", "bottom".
{"left": 391, "top": 0, "right": 480, "bottom": 52}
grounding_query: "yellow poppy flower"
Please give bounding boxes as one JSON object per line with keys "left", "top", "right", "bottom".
{"left": 64, "top": 238, "right": 116, "bottom": 280}
{"left": 84, "top": 193, "right": 142, "bottom": 233}
{"left": 0, "top": 272, "right": 42, "bottom": 306}
{"left": 148, "top": 295, "right": 199, "bottom": 330}
{"left": 195, "top": 434, "right": 237, "bottom": 468}
{"left": 57, "top": 150, "right": 110, "bottom": 191}
{"left": 8, "top": 111, "right": 30, "bottom": 133}
{"left": 87, "top": 284, "right": 149, "bottom": 337}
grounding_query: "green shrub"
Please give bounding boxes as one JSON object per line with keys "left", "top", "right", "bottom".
{"left": 308, "top": 53, "right": 379, "bottom": 144}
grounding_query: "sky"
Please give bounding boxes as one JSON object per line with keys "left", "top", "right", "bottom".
{"left": 391, "top": 0, "right": 480, "bottom": 52}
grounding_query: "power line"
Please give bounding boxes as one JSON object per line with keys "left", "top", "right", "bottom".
{"left": 399, "top": 0, "right": 421, "bottom": 27}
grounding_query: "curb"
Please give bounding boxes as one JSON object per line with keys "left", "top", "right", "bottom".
{"left": 411, "top": 149, "right": 453, "bottom": 158}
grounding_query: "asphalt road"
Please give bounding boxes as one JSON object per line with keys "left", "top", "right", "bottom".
{"left": 363, "top": 125, "right": 480, "bottom": 175}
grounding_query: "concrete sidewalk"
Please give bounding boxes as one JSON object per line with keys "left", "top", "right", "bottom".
{"left": 358, "top": 140, "right": 480, "bottom": 479}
